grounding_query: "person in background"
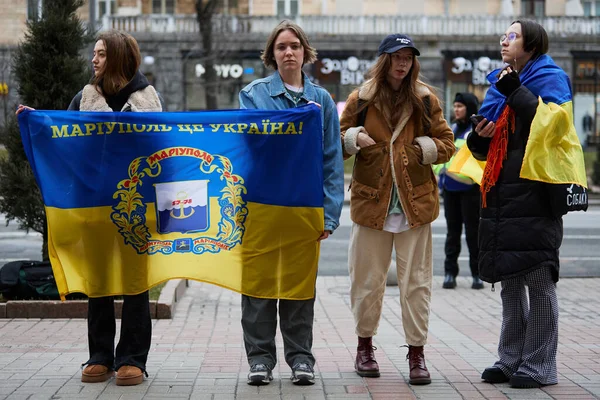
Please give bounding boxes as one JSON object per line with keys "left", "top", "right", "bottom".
{"left": 438, "top": 92, "right": 484, "bottom": 290}
{"left": 340, "top": 34, "right": 454, "bottom": 385}
{"left": 238, "top": 20, "right": 344, "bottom": 387}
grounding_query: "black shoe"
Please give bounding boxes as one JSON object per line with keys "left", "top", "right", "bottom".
{"left": 472, "top": 276, "right": 485, "bottom": 290}
{"left": 247, "top": 364, "right": 273, "bottom": 386}
{"left": 291, "top": 362, "right": 315, "bottom": 385}
{"left": 481, "top": 366, "right": 509, "bottom": 383}
{"left": 509, "top": 372, "right": 542, "bottom": 388}
{"left": 443, "top": 274, "right": 456, "bottom": 289}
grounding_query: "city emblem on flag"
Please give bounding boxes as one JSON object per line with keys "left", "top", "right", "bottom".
{"left": 111, "top": 148, "right": 248, "bottom": 255}
{"left": 155, "top": 180, "right": 209, "bottom": 234}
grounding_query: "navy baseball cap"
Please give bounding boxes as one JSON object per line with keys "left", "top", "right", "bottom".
{"left": 377, "top": 34, "right": 420, "bottom": 57}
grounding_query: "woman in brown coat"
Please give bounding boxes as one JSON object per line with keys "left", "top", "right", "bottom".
{"left": 340, "top": 34, "right": 454, "bottom": 385}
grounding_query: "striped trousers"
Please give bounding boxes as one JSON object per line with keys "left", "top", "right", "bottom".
{"left": 494, "top": 266, "right": 559, "bottom": 385}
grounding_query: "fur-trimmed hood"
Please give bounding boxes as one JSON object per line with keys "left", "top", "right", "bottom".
{"left": 80, "top": 85, "right": 162, "bottom": 112}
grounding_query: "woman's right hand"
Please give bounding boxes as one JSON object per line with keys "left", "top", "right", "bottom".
{"left": 475, "top": 119, "right": 495, "bottom": 138}
{"left": 16, "top": 104, "right": 34, "bottom": 115}
{"left": 357, "top": 131, "right": 376, "bottom": 148}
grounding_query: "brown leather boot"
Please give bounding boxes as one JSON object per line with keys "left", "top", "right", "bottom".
{"left": 81, "top": 364, "right": 114, "bottom": 383}
{"left": 116, "top": 365, "right": 144, "bottom": 386}
{"left": 407, "top": 346, "right": 431, "bottom": 385}
{"left": 355, "top": 336, "right": 380, "bottom": 377}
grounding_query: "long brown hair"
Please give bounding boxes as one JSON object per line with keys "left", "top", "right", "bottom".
{"left": 358, "top": 53, "right": 432, "bottom": 129}
{"left": 91, "top": 30, "right": 141, "bottom": 96}
{"left": 261, "top": 20, "right": 317, "bottom": 70}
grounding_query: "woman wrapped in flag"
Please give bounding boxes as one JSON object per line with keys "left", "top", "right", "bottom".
{"left": 467, "top": 20, "right": 586, "bottom": 389}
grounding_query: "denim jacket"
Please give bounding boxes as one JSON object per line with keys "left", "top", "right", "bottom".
{"left": 239, "top": 72, "right": 344, "bottom": 232}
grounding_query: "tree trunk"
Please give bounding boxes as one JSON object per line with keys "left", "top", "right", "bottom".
{"left": 201, "top": 21, "right": 219, "bottom": 110}
{"left": 197, "top": 0, "right": 219, "bottom": 110}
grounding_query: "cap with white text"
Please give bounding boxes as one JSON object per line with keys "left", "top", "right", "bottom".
{"left": 377, "top": 34, "right": 420, "bottom": 57}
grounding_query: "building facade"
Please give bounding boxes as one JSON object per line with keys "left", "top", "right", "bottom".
{"left": 1, "top": 0, "right": 600, "bottom": 144}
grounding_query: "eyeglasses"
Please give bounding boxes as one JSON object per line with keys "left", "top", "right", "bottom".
{"left": 500, "top": 32, "right": 519, "bottom": 45}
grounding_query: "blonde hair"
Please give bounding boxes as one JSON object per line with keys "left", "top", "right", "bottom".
{"left": 91, "top": 30, "right": 141, "bottom": 96}
{"left": 358, "top": 53, "right": 433, "bottom": 129}
{"left": 261, "top": 20, "right": 317, "bottom": 70}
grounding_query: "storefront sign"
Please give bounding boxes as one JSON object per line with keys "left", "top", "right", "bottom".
{"left": 195, "top": 64, "right": 245, "bottom": 79}
{"left": 318, "top": 57, "right": 374, "bottom": 85}
{"left": 451, "top": 57, "right": 504, "bottom": 85}
{"left": 575, "top": 60, "right": 600, "bottom": 80}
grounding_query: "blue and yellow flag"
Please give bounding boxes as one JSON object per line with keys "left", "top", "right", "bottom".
{"left": 449, "top": 55, "right": 587, "bottom": 187}
{"left": 18, "top": 105, "right": 324, "bottom": 300}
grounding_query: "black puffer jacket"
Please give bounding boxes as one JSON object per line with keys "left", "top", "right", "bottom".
{"left": 467, "top": 85, "right": 563, "bottom": 284}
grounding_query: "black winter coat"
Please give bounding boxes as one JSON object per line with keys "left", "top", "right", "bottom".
{"left": 467, "top": 85, "right": 563, "bottom": 284}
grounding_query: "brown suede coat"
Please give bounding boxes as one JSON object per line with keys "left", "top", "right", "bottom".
{"left": 340, "top": 80, "right": 455, "bottom": 230}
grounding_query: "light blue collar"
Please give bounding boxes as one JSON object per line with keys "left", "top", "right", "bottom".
{"left": 268, "top": 71, "right": 317, "bottom": 102}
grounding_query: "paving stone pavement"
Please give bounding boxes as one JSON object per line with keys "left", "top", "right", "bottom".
{"left": 0, "top": 276, "right": 599, "bottom": 400}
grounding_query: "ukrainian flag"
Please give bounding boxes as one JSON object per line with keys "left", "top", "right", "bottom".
{"left": 449, "top": 54, "right": 587, "bottom": 188}
{"left": 18, "top": 105, "right": 324, "bottom": 300}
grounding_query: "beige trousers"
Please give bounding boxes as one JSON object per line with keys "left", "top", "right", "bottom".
{"left": 348, "top": 222, "right": 433, "bottom": 346}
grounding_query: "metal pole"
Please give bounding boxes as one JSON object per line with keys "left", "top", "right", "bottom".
{"left": 593, "top": 58, "right": 600, "bottom": 185}
{"left": 89, "top": 0, "right": 96, "bottom": 33}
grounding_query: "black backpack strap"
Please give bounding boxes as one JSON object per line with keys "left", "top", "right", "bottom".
{"left": 356, "top": 98, "right": 368, "bottom": 127}
{"left": 422, "top": 95, "right": 432, "bottom": 135}
{"left": 349, "top": 98, "right": 368, "bottom": 191}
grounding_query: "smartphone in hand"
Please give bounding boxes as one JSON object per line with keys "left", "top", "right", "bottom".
{"left": 470, "top": 114, "right": 486, "bottom": 126}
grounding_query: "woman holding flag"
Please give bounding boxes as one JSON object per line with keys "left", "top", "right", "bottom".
{"left": 466, "top": 20, "right": 586, "bottom": 388}
{"left": 19, "top": 30, "right": 162, "bottom": 386}
{"left": 237, "top": 20, "right": 344, "bottom": 386}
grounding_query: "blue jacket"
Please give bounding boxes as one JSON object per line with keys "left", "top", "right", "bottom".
{"left": 239, "top": 72, "right": 344, "bottom": 232}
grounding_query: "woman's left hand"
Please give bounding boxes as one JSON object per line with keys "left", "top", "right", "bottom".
{"left": 496, "top": 66, "right": 521, "bottom": 97}
{"left": 318, "top": 230, "right": 331, "bottom": 241}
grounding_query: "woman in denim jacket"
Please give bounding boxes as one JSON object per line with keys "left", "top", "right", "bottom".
{"left": 238, "top": 20, "right": 344, "bottom": 386}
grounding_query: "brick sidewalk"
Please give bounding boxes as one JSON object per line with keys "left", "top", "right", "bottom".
{"left": 0, "top": 276, "right": 599, "bottom": 400}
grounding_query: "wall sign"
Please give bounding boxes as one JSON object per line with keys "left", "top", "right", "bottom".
{"left": 450, "top": 57, "right": 505, "bottom": 85}
{"left": 317, "top": 56, "right": 375, "bottom": 85}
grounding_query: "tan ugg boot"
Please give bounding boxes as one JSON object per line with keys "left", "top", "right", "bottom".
{"left": 116, "top": 365, "right": 144, "bottom": 386}
{"left": 81, "top": 364, "right": 114, "bottom": 383}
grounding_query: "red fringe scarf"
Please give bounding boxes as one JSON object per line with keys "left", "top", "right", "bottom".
{"left": 480, "top": 105, "right": 515, "bottom": 208}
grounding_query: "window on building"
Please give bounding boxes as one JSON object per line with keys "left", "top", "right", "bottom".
{"left": 97, "top": 0, "right": 117, "bottom": 17}
{"left": 583, "top": 1, "right": 600, "bottom": 16}
{"left": 153, "top": 0, "right": 175, "bottom": 14}
{"left": 27, "top": 0, "right": 42, "bottom": 20}
{"left": 521, "top": 0, "right": 545, "bottom": 17}
{"left": 277, "top": 0, "right": 299, "bottom": 16}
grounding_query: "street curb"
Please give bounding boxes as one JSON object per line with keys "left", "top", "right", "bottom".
{"left": 156, "top": 278, "right": 188, "bottom": 319}
{"left": 0, "top": 279, "right": 188, "bottom": 319}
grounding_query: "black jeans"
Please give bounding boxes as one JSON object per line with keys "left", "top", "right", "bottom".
{"left": 443, "top": 186, "right": 480, "bottom": 277}
{"left": 241, "top": 294, "right": 315, "bottom": 369}
{"left": 86, "top": 291, "right": 152, "bottom": 372}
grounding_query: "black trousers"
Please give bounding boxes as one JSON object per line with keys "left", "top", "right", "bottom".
{"left": 442, "top": 186, "right": 480, "bottom": 277}
{"left": 86, "top": 291, "right": 152, "bottom": 372}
